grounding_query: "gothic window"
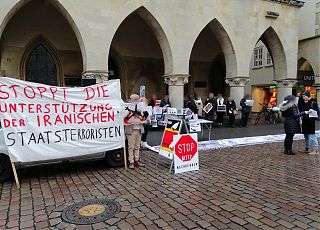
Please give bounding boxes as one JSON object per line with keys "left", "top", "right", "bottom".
{"left": 25, "top": 44, "right": 58, "bottom": 86}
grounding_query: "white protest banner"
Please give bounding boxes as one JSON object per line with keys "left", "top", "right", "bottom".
{"left": 0, "top": 77, "right": 124, "bottom": 162}
{"left": 173, "top": 133, "right": 199, "bottom": 174}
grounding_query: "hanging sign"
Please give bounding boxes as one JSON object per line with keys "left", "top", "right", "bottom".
{"left": 173, "top": 133, "right": 199, "bottom": 174}
{"left": 0, "top": 77, "right": 124, "bottom": 163}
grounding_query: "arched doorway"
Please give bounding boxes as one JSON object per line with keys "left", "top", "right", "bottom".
{"left": 189, "top": 19, "right": 236, "bottom": 100}
{"left": 108, "top": 7, "right": 171, "bottom": 100}
{"left": 296, "top": 57, "right": 316, "bottom": 97}
{"left": 249, "top": 27, "right": 286, "bottom": 112}
{"left": 0, "top": 0, "right": 83, "bottom": 86}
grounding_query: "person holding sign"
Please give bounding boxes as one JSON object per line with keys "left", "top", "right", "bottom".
{"left": 226, "top": 97, "right": 237, "bottom": 128}
{"left": 215, "top": 94, "right": 226, "bottom": 127}
{"left": 124, "top": 94, "right": 146, "bottom": 169}
{"left": 298, "top": 91, "right": 319, "bottom": 155}
{"left": 204, "top": 92, "right": 216, "bottom": 121}
{"left": 240, "top": 94, "right": 252, "bottom": 128}
{"left": 280, "top": 95, "right": 308, "bottom": 155}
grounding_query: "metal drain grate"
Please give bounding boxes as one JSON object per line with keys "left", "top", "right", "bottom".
{"left": 61, "top": 199, "right": 121, "bottom": 225}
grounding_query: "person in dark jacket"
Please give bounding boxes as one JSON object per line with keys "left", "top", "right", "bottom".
{"left": 186, "top": 95, "right": 198, "bottom": 114}
{"left": 204, "top": 92, "right": 216, "bottom": 121}
{"left": 240, "top": 94, "right": 252, "bottom": 128}
{"left": 279, "top": 95, "right": 308, "bottom": 155}
{"left": 215, "top": 93, "right": 225, "bottom": 127}
{"left": 299, "top": 91, "right": 319, "bottom": 155}
{"left": 160, "top": 95, "right": 171, "bottom": 108}
{"left": 226, "top": 96, "right": 237, "bottom": 128}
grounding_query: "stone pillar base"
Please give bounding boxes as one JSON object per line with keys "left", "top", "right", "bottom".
{"left": 164, "top": 74, "right": 189, "bottom": 108}
{"left": 82, "top": 70, "right": 109, "bottom": 84}
{"left": 274, "top": 80, "right": 296, "bottom": 105}
{"left": 225, "top": 77, "right": 250, "bottom": 108}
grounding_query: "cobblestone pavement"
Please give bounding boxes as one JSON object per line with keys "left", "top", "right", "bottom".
{"left": 0, "top": 140, "right": 319, "bottom": 230}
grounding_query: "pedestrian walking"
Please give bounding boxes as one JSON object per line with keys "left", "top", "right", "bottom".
{"left": 215, "top": 93, "right": 226, "bottom": 127}
{"left": 204, "top": 92, "right": 216, "bottom": 121}
{"left": 279, "top": 95, "right": 308, "bottom": 155}
{"left": 226, "top": 96, "right": 237, "bottom": 128}
{"left": 240, "top": 94, "right": 252, "bottom": 128}
{"left": 125, "top": 94, "right": 146, "bottom": 169}
{"left": 298, "top": 91, "right": 319, "bottom": 155}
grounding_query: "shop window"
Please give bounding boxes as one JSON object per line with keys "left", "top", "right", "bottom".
{"left": 253, "top": 47, "right": 263, "bottom": 68}
{"left": 266, "top": 51, "right": 273, "bottom": 66}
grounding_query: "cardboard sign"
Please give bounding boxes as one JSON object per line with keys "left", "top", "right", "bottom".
{"left": 203, "top": 103, "right": 213, "bottom": 114}
{"left": 189, "top": 122, "right": 201, "bottom": 133}
{"left": 139, "top": 85, "right": 145, "bottom": 99}
{"left": 174, "top": 133, "right": 199, "bottom": 174}
{"left": 0, "top": 77, "right": 124, "bottom": 162}
{"left": 217, "top": 105, "right": 226, "bottom": 112}
{"left": 159, "top": 118, "right": 182, "bottom": 159}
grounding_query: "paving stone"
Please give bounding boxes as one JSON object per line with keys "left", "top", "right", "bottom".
{"left": 0, "top": 140, "right": 319, "bottom": 229}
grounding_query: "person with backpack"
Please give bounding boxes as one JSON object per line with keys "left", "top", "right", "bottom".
{"left": 298, "top": 91, "right": 319, "bottom": 155}
{"left": 279, "top": 95, "right": 308, "bottom": 155}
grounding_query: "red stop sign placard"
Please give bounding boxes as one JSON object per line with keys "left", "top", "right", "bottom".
{"left": 175, "top": 135, "right": 198, "bottom": 162}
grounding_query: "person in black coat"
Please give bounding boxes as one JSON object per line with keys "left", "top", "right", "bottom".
{"left": 215, "top": 93, "right": 225, "bottom": 127}
{"left": 186, "top": 95, "right": 198, "bottom": 114}
{"left": 299, "top": 91, "right": 319, "bottom": 155}
{"left": 240, "top": 94, "right": 252, "bottom": 128}
{"left": 279, "top": 95, "right": 308, "bottom": 155}
{"left": 204, "top": 92, "right": 216, "bottom": 121}
{"left": 226, "top": 97, "right": 237, "bottom": 128}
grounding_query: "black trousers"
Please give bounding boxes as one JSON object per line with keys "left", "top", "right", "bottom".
{"left": 241, "top": 112, "right": 250, "bottom": 127}
{"left": 284, "top": 133, "right": 295, "bottom": 151}
{"left": 228, "top": 114, "right": 235, "bottom": 127}
{"left": 216, "top": 112, "right": 224, "bottom": 124}
{"left": 141, "top": 124, "right": 149, "bottom": 142}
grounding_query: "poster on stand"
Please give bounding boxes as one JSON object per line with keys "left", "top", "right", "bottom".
{"left": 174, "top": 133, "right": 199, "bottom": 174}
{"left": 159, "top": 118, "right": 182, "bottom": 159}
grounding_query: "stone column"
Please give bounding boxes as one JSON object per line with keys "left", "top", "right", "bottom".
{"left": 82, "top": 70, "right": 109, "bottom": 84}
{"left": 315, "top": 85, "right": 320, "bottom": 103}
{"left": 274, "top": 79, "right": 296, "bottom": 105}
{"left": 164, "top": 74, "right": 189, "bottom": 108}
{"left": 225, "top": 77, "right": 250, "bottom": 108}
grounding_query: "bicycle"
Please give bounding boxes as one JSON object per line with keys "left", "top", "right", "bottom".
{"left": 254, "top": 103, "right": 280, "bottom": 125}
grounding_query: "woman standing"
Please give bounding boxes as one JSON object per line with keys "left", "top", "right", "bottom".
{"left": 226, "top": 97, "right": 237, "bottom": 128}
{"left": 279, "top": 95, "right": 308, "bottom": 155}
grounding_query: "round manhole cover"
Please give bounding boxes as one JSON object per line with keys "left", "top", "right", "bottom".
{"left": 61, "top": 199, "right": 121, "bottom": 225}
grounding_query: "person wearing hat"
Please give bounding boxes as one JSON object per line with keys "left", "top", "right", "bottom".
{"left": 298, "top": 91, "right": 319, "bottom": 155}
{"left": 124, "top": 94, "right": 146, "bottom": 169}
{"left": 279, "top": 95, "right": 309, "bottom": 155}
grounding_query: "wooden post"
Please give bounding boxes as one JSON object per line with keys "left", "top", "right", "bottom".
{"left": 11, "top": 162, "right": 20, "bottom": 189}
{"left": 123, "top": 140, "right": 128, "bottom": 170}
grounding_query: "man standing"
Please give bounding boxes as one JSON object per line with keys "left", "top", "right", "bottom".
{"left": 204, "top": 92, "right": 216, "bottom": 121}
{"left": 299, "top": 91, "right": 319, "bottom": 155}
{"left": 240, "top": 94, "right": 252, "bottom": 128}
{"left": 125, "top": 94, "right": 146, "bottom": 169}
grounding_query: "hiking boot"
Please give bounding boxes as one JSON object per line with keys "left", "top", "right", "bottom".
{"left": 288, "top": 150, "right": 295, "bottom": 155}
{"left": 134, "top": 161, "right": 145, "bottom": 167}
{"left": 129, "top": 163, "right": 135, "bottom": 169}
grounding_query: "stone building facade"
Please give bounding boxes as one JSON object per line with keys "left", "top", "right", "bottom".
{"left": 0, "top": 0, "right": 305, "bottom": 107}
